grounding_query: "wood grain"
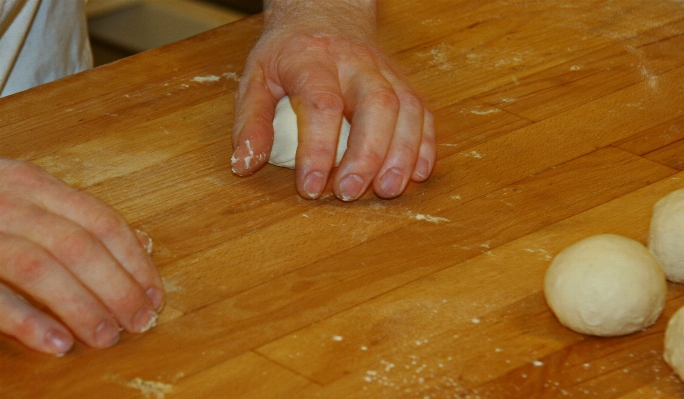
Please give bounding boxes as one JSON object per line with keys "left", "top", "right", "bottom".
{"left": 2, "top": 1, "right": 684, "bottom": 398}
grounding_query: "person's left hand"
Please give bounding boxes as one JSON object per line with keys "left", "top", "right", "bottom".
{"left": 230, "top": 0, "right": 436, "bottom": 201}
{"left": 0, "top": 159, "right": 164, "bottom": 355}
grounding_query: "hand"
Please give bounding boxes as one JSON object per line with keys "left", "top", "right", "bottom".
{"left": 231, "top": 0, "right": 436, "bottom": 201}
{"left": 0, "top": 159, "right": 164, "bottom": 355}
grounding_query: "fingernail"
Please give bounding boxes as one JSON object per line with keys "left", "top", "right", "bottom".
{"left": 95, "top": 320, "right": 120, "bottom": 348}
{"left": 380, "top": 168, "right": 404, "bottom": 197}
{"left": 146, "top": 287, "right": 164, "bottom": 311}
{"left": 45, "top": 329, "right": 73, "bottom": 355}
{"left": 133, "top": 307, "right": 158, "bottom": 333}
{"left": 414, "top": 157, "right": 431, "bottom": 180}
{"left": 303, "top": 171, "right": 325, "bottom": 199}
{"left": 338, "top": 174, "right": 365, "bottom": 201}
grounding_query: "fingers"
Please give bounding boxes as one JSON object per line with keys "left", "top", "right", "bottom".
{"left": 26, "top": 167, "right": 164, "bottom": 313}
{"left": 412, "top": 108, "right": 437, "bottom": 182}
{"left": 236, "top": 24, "right": 436, "bottom": 201}
{"left": 0, "top": 198, "right": 158, "bottom": 335}
{"left": 0, "top": 236, "right": 121, "bottom": 353}
{"left": 284, "top": 61, "right": 346, "bottom": 199}
{"left": 0, "top": 159, "right": 164, "bottom": 353}
{"left": 280, "top": 47, "right": 434, "bottom": 201}
{"left": 0, "top": 282, "right": 73, "bottom": 355}
{"left": 332, "top": 58, "right": 435, "bottom": 201}
{"left": 334, "top": 82, "right": 399, "bottom": 201}
{"left": 231, "top": 63, "right": 277, "bottom": 177}
{"left": 370, "top": 90, "right": 425, "bottom": 198}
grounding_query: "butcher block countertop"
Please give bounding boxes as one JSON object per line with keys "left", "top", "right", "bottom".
{"left": 3, "top": 1, "right": 684, "bottom": 398}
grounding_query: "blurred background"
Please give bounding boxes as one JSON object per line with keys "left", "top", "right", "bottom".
{"left": 86, "top": 0, "right": 262, "bottom": 66}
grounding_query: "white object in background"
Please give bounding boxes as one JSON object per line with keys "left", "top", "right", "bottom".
{"left": 665, "top": 306, "right": 684, "bottom": 381}
{"left": 0, "top": 0, "right": 92, "bottom": 97}
{"left": 269, "top": 96, "right": 351, "bottom": 169}
{"left": 649, "top": 188, "right": 684, "bottom": 282}
{"left": 544, "top": 234, "right": 666, "bottom": 337}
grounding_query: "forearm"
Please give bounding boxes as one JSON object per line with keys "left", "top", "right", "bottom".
{"left": 264, "top": 0, "right": 376, "bottom": 11}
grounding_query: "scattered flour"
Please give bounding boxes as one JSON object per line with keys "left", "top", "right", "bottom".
{"left": 124, "top": 378, "right": 173, "bottom": 399}
{"left": 470, "top": 108, "right": 501, "bottom": 115}
{"left": 134, "top": 229, "right": 153, "bottom": 254}
{"left": 421, "top": 18, "right": 443, "bottom": 26}
{"left": 192, "top": 72, "right": 241, "bottom": 84}
{"left": 464, "top": 150, "right": 483, "bottom": 159}
{"left": 162, "top": 277, "right": 184, "bottom": 293}
{"left": 421, "top": 43, "right": 454, "bottom": 70}
{"left": 222, "top": 72, "right": 240, "bottom": 82}
{"left": 408, "top": 212, "right": 451, "bottom": 224}
{"left": 639, "top": 65, "right": 658, "bottom": 89}
{"left": 192, "top": 75, "right": 220, "bottom": 83}
{"left": 104, "top": 374, "right": 173, "bottom": 399}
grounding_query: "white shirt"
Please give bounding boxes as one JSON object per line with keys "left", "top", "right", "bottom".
{"left": 0, "top": 0, "right": 92, "bottom": 97}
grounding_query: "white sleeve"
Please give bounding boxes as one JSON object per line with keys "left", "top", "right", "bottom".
{"left": 0, "top": 0, "right": 93, "bottom": 97}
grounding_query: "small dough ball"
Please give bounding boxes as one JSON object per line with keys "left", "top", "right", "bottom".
{"left": 649, "top": 188, "right": 684, "bottom": 283}
{"left": 269, "top": 96, "right": 351, "bottom": 169}
{"left": 544, "top": 234, "right": 667, "bottom": 337}
{"left": 665, "top": 306, "right": 684, "bottom": 380}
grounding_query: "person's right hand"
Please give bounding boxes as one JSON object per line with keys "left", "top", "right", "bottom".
{"left": 0, "top": 158, "right": 164, "bottom": 355}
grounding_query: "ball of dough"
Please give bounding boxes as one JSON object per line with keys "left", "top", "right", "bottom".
{"left": 665, "top": 306, "right": 684, "bottom": 380}
{"left": 544, "top": 234, "right": 667, "bottom": 337}
{"left": 269, "top": 96, "right": 351, "bottom": 169}
{"left": 649, "top": 188, "right": 684, "bottom": 283}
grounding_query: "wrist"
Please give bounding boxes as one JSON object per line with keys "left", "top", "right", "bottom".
{"left": 263, "top": 0, "right": 377, "bottom": 40}
{"left": 264, "top": 0, "right": 376, "bottom": 11}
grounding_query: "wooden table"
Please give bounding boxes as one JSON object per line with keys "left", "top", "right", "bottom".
{"left": 2, "top": 1, "right": 684, "bottom": 397}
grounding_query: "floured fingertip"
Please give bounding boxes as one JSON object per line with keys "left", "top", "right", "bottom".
{"left": 134, "top": 229, "right": 153, "bottom": 254}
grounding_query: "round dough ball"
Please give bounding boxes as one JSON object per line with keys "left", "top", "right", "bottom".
{"left": 665, "top": 306, "right": 684, "bottom": 380}
{"left": 269, "top": 96, "right": 351, "bottom": 169}
{"left": 544, "top": 234, "right": 667, "bottom": 337}
{"left": 649, "top": 188, "right": 684, "bottom": 283}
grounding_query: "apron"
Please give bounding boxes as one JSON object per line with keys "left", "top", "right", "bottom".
{"left": 0, "top": 0, "right": 92, "bottom": 97}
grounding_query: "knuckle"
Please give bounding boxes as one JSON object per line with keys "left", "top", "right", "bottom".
{"left": 355, "top": 149, "right": 386, "bottom": 171}
{"left": 399, "top": 93, "right": 424, "bottom": 115}
{"left": 394, "top": 141, "right": 418, "bottom": 161}
{"left": 421, "top": 125, "right": 438, "bottom": 149}
{"left": 297, "top": 145, "right": 337, "bottom": 166}
{"left": 422, "top": 133, "right": 437, "bottom": 150}
{"left": 424, "top": 108, "right": 436, "bottom": 127}
{"left": 91, "top": 210, "right": 127, "bottom": 242}
{"left": 304, "top": 92, "right": 345, "bottom": 115}
{"left": 3, "top": 160, "right": 49, "bottom": 188}
{"left": 13, "top": 314, "right": 37, "bottom": 339}
{"left": 114, "top": 287, "right": 146, "bottom": 314}
{"left": 302, "top": 35, "right": 336, "bottom": 53}
{"left": 58, "top": 230, "right": 96, "bottom": 265}
{"left": 0, "top": 195, "right": 21, "bottom": 215}
{"left": 10, "top": 251, "right": 50, "bottom": 286}
{"left": 367, "top": 88, "right": 400, "bottom": 113}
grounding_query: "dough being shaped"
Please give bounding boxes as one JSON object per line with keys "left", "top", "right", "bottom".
{"left": 649, "top": 188, "right": 684, "bottom": 283}
{"left": 269, "top": 96, "right": 350, "bottom": 169}
{"left": 544, "top": 234, "right": 666, "bottom": 337}
{"left": 665, "top": 306, "right": 684, "bottom": 380}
